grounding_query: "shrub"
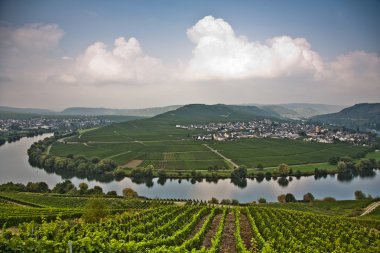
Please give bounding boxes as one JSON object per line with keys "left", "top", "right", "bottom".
{"left": 82, "top": 198, "right": 109, "bottom": 223}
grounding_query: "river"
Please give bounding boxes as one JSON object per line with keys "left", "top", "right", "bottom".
{"left": 0, "top": 134, "right": 379, "bottom": 202}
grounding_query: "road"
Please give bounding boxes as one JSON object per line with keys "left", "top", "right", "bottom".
{"left": 360, "top": 201, "right": 380, "bottom": 216}
{"left": 203, "top": 144, "right": 238, "bottom": 168}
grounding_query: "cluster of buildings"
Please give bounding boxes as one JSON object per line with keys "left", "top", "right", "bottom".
{"left": 0, "top": 117, "right": 114, "bottom": 134}
{"left": 176, "top": 120, "right": 369, "bottom": 145}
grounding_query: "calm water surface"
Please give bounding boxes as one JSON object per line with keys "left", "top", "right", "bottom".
{"left": 0, "top": 134, "right": 379, "bottom": 202}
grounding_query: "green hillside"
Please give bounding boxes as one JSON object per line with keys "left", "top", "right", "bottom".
{"left": 311, "top": 103, "right": 380, "bottom": 130}
{"left": 150, "top": 104, "right": 280, "bottom": 123}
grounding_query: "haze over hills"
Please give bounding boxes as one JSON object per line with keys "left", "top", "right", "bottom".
{"left": 0, "top": 103, "right": 345, "bottom": 119}
{"left": 0, "top": 105, "right": 181, "bottom": 117}
{"left": 0, "top": 106, "right": 56, "bottom": 115}
{"left": 311, "top": 103, "right": 380, "bottom": 131}
{"left": 60, "top": 105, "right": 181, "bottom": 117}
{"left": 250, "top": 103, "right": 346, "bottom": 119}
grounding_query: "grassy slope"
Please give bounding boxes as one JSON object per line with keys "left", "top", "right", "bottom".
{"left": 209, "top": 138, "right": 366, "bottom": 168}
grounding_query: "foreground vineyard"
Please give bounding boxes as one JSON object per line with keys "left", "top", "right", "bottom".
{"left": 1, "top": 203, "right": 379, "bottom": 252}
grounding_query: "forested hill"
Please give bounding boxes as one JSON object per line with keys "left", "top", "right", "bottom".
{"left": 311, "top": 103, "right": 380, "bottom": 131}
{"left": 150, "top": 104, "right": 281, "bottom": 124}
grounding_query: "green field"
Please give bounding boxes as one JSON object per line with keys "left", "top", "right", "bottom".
{"left": 366, "top": 150, "right": 380, "bottom": 160}
{"left": 208, "top": 138, "right": 367, "bottom": 168}
{"left": 50, "top": 119, "right": 368, "bottom": 172}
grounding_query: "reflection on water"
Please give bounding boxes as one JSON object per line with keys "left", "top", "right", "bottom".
{"left": 0, "top": 134, "right": 379, "bottom": 202}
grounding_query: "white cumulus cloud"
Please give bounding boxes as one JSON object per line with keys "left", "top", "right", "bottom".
{"left": 76, "top": 37, "right": 166, "bottom": 84}
{"left": 184, "top": 16, "right": 324, "bottom": 80}
{"left": 325, "top": 50, "right": 380, "bottom": 86}
{"left": 0, "top": 23, "right": 65, "bottom": 83}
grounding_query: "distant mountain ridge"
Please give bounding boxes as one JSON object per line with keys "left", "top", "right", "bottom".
{"left": 60, "top": 105, "right": 181, "bottom": 117}
{"left": 310, "top": 103, "right": 380, "bottom": 131}
{"left": 0, "top": 105, "right": 181, "bottom": 117}
{"left": 248, "top": 103, "right": 345, "bottom": 119}
{"left": 0, "top": 103, "right": 348, "bottom": 120}
{"left": 0, "top": 106, "right": 56, "bottom": 115}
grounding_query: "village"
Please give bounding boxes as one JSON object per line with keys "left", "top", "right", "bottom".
{"left": 0, "top": 117, "right": 114, "bottom": 134}
{"left": 176, "top": 120, "right": 370, "bottom": 145}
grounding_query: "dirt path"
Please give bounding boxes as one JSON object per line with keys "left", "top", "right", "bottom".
{"left": 105, "top": 151, "right": 131, "bottom": 160}
{"left": 187, "top": 214, "right": 209, "bottom": 239}
{"left": 124, "top": 160, "right": 143, "bottom": 169}
{"left": 46, "top": 144, "right": 52, "bottom": 154}
{"left": 220, "top": 212, "right": 237, "bottom": 253}
{"left": 360, "top": 201, "right": 380, "bottom": 216}
{"left": 201, "top": 213, "right": 222, "bottom": 248}
{"left": 240, "top": 213, "right": 254, "bottom": 251}
{"left": 203, "top": 144, "right": 238, "bottom": 168}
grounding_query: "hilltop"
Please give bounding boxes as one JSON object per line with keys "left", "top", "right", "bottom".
{"left": 150, "top": 104, "right": 281, "bottom": 124}
{"left": 311, "top": 103, "right": 380, "bottom": 131}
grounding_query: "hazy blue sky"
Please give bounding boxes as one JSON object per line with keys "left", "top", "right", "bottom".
{"left": 0, "top": 0, "right": 379, "bottom": 109}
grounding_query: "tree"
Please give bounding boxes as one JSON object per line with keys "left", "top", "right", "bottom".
{"left": 354, "top": 190, "right": 366, "bottom": 200}
{"left": 82, "top": 198, "right": 108, "bottom": 223}
{"left": 258, "top": 198, "right": 267, "bottom": 203}
{"left": 208, "top": 197, "right": 219, "bottom": 204}
{"left": 92, "top": 186, "right": 103, "bottom": 195}
{"left": 79, "top": 182, "right": 88, "bottom": 194}
{"left": 340, "top": 156, "right": 353, "bottom": 163}
{"left": 277, "top": 177, "right": 289, "bottom": 187}
{"left": 323, "top": 197, "right": 336, "bottom": 202}
{"left": 90, "top": 157, "right": 100, "bottom": 164}
{"left": 220, "top": 199, "right": 232, "bottom": 205}
{"left": 144, "top": 165, "right": 154, "bottom": 177}
{"left": 303, "top": 192, "right": 315, "bottom": 202}
{"left": 52, "top": 180, "right": 76, "bottom": 194}
{"left": 277, "top": 194, "right": 286, "bottom": 203}
{"left": 106, "top": 191, "right": 117, "bottom": 196}
{"left": 278, "top": 163, "right": 289, "bottom": 176}
{"left": 257, "top": 163, "right": 264, "bottom": 170}
{"left": 231, "top": 166, "right": 247, "bottom": 180}
{"left": 231, "top": 199, "right": 239, "bottom": 205}
{"left": 337, "top": 161, "right": 348, "bottom": 174}
{"left": 328, "top": 156, "right": 340, "bottom": 165}
{"left": 158, "top": 169, "right": 167, "bottom": 179}
{"left": 285, "top": 193, "right": 296, "bottom": 203}
{"left": 26, "top": 182, "right": 49, "bottom": 193}
{"left": 122, "top": 187, "right": 138, "bottom": 198}
{"left": 114, "top": 167, "right": 126, "bottom": 179}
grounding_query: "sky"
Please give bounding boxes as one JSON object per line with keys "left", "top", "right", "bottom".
{"left": 0, "top": 0, "right": 379, "bottom": 109}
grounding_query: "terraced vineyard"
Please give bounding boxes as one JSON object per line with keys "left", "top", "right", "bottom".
{"left": 1, "top": 203, "right": 379, "bottom": 252}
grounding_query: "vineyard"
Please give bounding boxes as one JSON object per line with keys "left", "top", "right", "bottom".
{"left": 0, "top": 192, "right": 157, "bottom": 228}
{"left": 1, "top": 201, "right": 379, "bottom": 252}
